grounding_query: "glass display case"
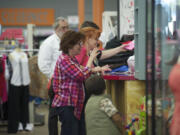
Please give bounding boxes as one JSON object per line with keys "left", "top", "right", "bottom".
{"left": 146, "top": 0, "right": 179, "bottom": 135}
{"left": 118, "top": 0, "right": 179, "bottom": 134}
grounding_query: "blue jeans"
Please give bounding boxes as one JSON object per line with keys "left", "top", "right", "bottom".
{"left": 56, "top": 106, "right": 86, "bottom": 135}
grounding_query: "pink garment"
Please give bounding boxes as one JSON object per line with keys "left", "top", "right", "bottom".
{"left": 75, "top": 46, "right": 89, "bottom": 66}
{"left": 0, "top": 56, "right": 8, "bottom": 102}
{"left": 168, "top": 64, "right": 180, "bottom": 135}
{"left": 124, "top": 40, "right": 135, "bottom": 50}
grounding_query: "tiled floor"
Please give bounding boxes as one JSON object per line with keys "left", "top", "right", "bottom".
{"left": 0, "top": 104, "right": 60, "bottom": 135}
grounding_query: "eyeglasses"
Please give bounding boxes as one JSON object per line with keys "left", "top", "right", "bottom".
{"left": 60, "top": 26, "right": 69, "bottom": 30}
{"left": 78, "top": 41, "right": 83, "bottom": 46}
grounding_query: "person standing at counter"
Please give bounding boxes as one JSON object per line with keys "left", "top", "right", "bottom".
{"left": 76, "top": 27, "right": 128, "bottom": 67}
{"left": 52, "top": 30, "right": 111, "bottom": 135}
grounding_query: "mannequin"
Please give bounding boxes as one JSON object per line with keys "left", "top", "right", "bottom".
{"left": 8, "top": 47, "right": 31, "bottom": 133}
{"left": 168, "top": 47, "right": 180, "bottom": 135}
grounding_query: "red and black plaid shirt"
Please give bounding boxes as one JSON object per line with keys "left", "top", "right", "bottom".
{"left": 52, "top": 53, "right": 92, "bottom": 120}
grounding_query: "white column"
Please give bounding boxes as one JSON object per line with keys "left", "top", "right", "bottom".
{"left": 27, "top": 24, "right": 35, "bottom": 57}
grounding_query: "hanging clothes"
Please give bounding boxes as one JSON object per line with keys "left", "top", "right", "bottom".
{"left": 0, "top": 55, "right": 8, "bottom": 103}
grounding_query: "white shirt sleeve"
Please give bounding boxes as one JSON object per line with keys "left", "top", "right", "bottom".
{"left": 38, "top": 34, "right": 61, "bottom": 79}
{"left": 38, "top": 42, "right": 53, "bottom": 79}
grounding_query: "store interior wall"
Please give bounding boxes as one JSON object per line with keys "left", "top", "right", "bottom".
{"left": 0, "top": 0, "right": 117, "bottom": 29}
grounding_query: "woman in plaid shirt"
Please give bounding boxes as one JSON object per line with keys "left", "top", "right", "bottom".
{"left": 52, "top": 30, "right": 111, "bottom": 135}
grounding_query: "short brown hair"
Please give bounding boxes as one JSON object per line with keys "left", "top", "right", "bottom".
{"left": 79, "top": 27, "right": 101, "bottom": 40}
{"left": 60, "top": 30, "right": 85, "bottom": 54}
{"left": 85, "top": 75, "right": 106, "bottom": 95}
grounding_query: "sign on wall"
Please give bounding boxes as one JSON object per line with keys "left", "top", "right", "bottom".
{"left": 0, "top": 8, "right": 54, "bottom": 26}
{"left": 119, "top": 0, "right": 134, "bottom": 38}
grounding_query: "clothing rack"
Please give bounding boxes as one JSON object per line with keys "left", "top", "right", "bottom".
{"left": 0, "top": 48, "right": 39, "bottom": 126}
{"left": 0, "top": 49, "right": 39, "bottom": 53}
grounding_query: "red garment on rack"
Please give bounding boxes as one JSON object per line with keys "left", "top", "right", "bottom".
{"left": 0, "top": 56, "right": 8, "bottom": 102}
{"left": 168, "top": 64, "right": 180, "bottom": 135}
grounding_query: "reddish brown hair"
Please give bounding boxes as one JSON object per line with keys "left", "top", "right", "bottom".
{"left": 79, "top": 27, "right": 101, "bottom": 40}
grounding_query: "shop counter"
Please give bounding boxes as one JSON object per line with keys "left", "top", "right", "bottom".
{"left": 103, "top": 73, "right": 135, "bottom": 80}
{"left": 103, "top": 73, "right": 145, "bottom": 133}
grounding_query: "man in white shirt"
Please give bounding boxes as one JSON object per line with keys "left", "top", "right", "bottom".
{"left": 38, "top": 17, "right": 69, "bottom": 79}
{"left": 38, "top": 17, "right": 69, "bottom": 135}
